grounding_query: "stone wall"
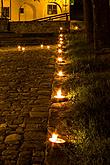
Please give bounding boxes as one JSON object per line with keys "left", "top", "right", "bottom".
{"left": 10, "top": 20, "right": 70, "bottom": 34}
{"left": 0, "top": 19, "right": 9, "bottom": 32}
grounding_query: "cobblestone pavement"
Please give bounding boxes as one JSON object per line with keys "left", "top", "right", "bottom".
{"left": 0, "top": 46, "right": 55, "bottom": 165}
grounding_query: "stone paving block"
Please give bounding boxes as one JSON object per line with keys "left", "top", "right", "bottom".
{"left": 4, "top": 134, "right": 22, "bottom": 144}
{"left": 24, "top": 117, "right": 48, "bottom": 124}
{"left": 29, "top": 111, "right": 49, "bottom": 118}
{"left": 26, "top": 123, "right": 47, "bottom": 132}
{"left": 31, "top": 107, "right": 49, "bottom": 112}
{"left": 3, "top": 160, "right": 16, "bottom": 165}
{"left": 24, "top": 131, "right": 46, "bottom": 141}
{"left": 2, "top": 150, "right": 18, "bottom": 160}
{"left": 20, "top": 141, "right": 45, "bottom": 152}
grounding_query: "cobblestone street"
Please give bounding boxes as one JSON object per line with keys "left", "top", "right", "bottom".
{"left": 0, "top": 46, "right": 55, "bottom": 165}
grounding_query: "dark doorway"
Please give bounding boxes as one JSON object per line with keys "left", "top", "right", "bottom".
{"left": 70, "top": 0, "right": 84, "bottom": 20}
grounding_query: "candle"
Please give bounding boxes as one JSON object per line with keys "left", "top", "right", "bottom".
{"left": 60, "top": 27, "right": 63, "bottom": 30}
{"left": 49, "top": 133, "right": 65, "bottom": 144}
{"left": 47, "top": 45, "right": 50, "bottom": 49}
{"left": 74, "top": 26, "right": 79, "bottom": 30}
{"left": 41, "top": 44, "right": 44, "bottom": 48}
{"left": 54, "top": 89, "right": 65, "bottom": 99}
{"left": 22, "top": 47, "right": 25, "bottom": 52}
{"left": 59, "top": 38, "right": 63, "bottom": 41}
{"left": 17, "top": 45, "right": 21, "bottom": 51}
{"left": 57, "top": 71, "right": 64, "bottom": 77}
{"left": 58, "top": 49, "right": 62, "bottom": 54}
{"left": 58, "top": 44, "right": 62, "bottom": 48}
{"left": 59, "top": 41, "right": 63, "bottom": 45}
{"left": 57, "top": 57, "right": 63, "bottom": 62}
{"left": 59, "top": 34, "right": 63, "bottom": 37}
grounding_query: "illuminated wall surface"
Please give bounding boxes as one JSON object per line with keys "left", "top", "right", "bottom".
{"left": 0, "top": 0, "right": 70, "bottom": 21}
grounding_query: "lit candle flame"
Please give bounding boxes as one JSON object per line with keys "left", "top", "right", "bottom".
{"left": 57, "top": 57, "right": 63, "bottom": 62}
{"left": 17, "top": 45, "right": 21, "bottom": 51}
{"left": 58, "top": 44, "right": 62, "bottom": 48}
{"left": 50, "top": 133, "right": 58, "bottom": 143}
{"left": 59, "top": 41, "right": 63, "bottom": 45}
{"left": 59, "top": 34, "right": 63, "bottom": 37}
{"left": 59, "top": 37, "right": 63, "bottom": 41}
{"left": 22, "top": 47, "right": 25, "bottom": 52}
{"left": 41, "top": 44, "right": 43, "bottom": 48}
{"left": 49, "top": 133, "right": 66, "bottom": 144}
{"left": 60, "top": 27, "right": 63, "bottom": 31}
{"left": 74, "top": 26, "right": 79, "bottom": 30}
{"left": 47, "top": 45, "right": 50, "bottom": 49}
{"left": 54, "top": 89, "right": 65, "bottom": 98}
{"left": 58, "top": 49, "right": 62, "bottom": 54}
{"left": 58, "top": 71, "right": 63, "bottom": 76}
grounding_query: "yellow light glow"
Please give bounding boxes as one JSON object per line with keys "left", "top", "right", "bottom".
{"left": 22, "top": 47, "right": 25, "bottom": 51}
{"left": 57, "top": 57, "right": 63, "bottom": 62}
{"left": 49, "top": 133, "right": 65, "bottom": 144}
{"left": 59, "top": 37, "right": 63, "bottom": 41}
{"left": 41, "top": 44, "right": 43, "bottom": 48}
{"left": 59, "top": 34, "right": 63, "bottom": 37}
{"left": 58, "top": 49, "right": 62, "bottom": 54}
{"left": 54, "top": 89, "right": 65, "bottom": 99}
{"left": 58, "top": 71, "right": 63, "bottom": 76}
{"left": 58, "top": 44, "right": 62, "bottom": 48}
{"left": 17, "top": 45, "right": 21, "bottom": 51}
{"left": 74, "top": 26, "right": 79, "bottom": 30}
{"left": 47, "top": 45, "right": 50, "bottom": 49}
{"left": 59, "top": 41, "right": 63, "bottom": 45}
{"left": 60, "top": 27, "right": 63, "bottom": 31}
{"left": 49, "top": 133, "right": 58, "bottom": 143}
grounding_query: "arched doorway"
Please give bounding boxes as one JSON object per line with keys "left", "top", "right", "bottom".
{"left": 19, "top": 2, "right": 36, "bottom": 21}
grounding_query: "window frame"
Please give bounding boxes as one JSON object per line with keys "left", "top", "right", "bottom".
{"left": 19, "top": 8, "right": 24, "bottom": 14}
{"left": 47, "top": 4, "right": 57, "bottom": 15}
{"left": 3, "top": 7, "right": 10, "bottom": 18}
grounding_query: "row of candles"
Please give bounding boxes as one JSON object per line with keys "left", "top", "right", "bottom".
{"left": 49, "top": 25, "right": 80, "bottom": 144}
{"left": 49, "top": 27, "right": 67, "bottom": 144}
{"left": 17, "top": 44, "right": 51, "bottom": 52}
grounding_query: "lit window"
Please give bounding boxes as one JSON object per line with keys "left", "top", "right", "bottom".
{"left": 19, "top": 8, "right": 24, "bottom": 14}
{"left": 3, "top": 7, "right": 9, "bottom": 17}
{"left": 47, "top": 5, "right": 57, "bottom": 15}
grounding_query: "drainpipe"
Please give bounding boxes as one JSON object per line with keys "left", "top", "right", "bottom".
{"left": 1, "top": 0, "right": 3, "bottom": 18}
{"left": 10, "top": 0, "right": 11, "bottom": 20}
{"left": 91, "top": 0, "right": 96, "bottom": 50}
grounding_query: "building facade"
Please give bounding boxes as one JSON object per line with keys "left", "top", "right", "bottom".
{"left": 0, "top": 0, "right": 70, "bottom": 21}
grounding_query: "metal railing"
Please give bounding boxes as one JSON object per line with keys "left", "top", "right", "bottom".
{"left": 35, "top": 13, "right": 70, "bottom": 22}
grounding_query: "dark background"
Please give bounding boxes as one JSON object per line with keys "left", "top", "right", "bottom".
{"left": 70, "top": 0, "right": 84, "bottom": 20}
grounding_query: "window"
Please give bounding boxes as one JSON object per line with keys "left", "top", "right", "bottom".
{"left": 47, "top": 5, "right": 57, "bottom": 15}
{"left": 19, "top": 8, "right": 24, "bottom": 14}
{"left": 3, "top": 7, "right": 9, "bottom": 17}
